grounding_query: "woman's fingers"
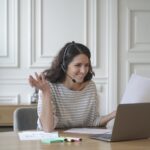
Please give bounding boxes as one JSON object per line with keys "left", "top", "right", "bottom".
{"left": 28, "top": 75, "right": 33, "bottom": 85}
{"left": 28, "top": 75, "right": 36, "bottom": 87}
{"left": 35, "top": 72, "right": 41, "bottom": 80}
{"left": 29, "top": 72, "right": 49, "bottom": 92}
{"left": 111, "top": 110, "right": 116, "bottom": 118}
{"left": 41, "top": 73, "right": 45, "bottom": 81}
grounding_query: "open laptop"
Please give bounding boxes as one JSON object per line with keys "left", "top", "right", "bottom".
{"left": 90, "top": 103, "right": 150, "bottom": 142}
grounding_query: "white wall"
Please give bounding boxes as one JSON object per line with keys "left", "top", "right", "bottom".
{"left": 1, "top": 0, "right": 149, "bottom": 116}
{"left": 0, "top": 0, "right": 112, "bottom": 115}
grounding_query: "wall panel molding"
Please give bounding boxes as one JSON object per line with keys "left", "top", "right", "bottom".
{"left": 129, "top": 62, "right": 150, "bottom": 76}
{"left": 94, "top": 77, "right": 108, "bottom": 115}
{"left": 0, "top": 0, "right": 18, "bottom": 68}
{"left": 0, "top": 78, "right": 27, "bottom": 85}
{"left": 0, "top": 94, "right": 19, "bottom": 104}
{"left": 107, "top": 0, "right": 118, "bottom": 112}
{"left": 29, "top": 0, "right": 98, "bottom": 68}
{"left": 127, "top": 9, "right": 150, "bottom": 52}
{"left": 85, "top": 0, "right": 97, "bottom": 67}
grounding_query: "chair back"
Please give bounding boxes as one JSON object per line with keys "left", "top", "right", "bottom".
{"left": 13, "top": 107, "right": 38, "bottom": 131}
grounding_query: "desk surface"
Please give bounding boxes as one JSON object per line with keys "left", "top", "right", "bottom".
{"left": 1, "top": 131, "right": 150, "bottom": 150}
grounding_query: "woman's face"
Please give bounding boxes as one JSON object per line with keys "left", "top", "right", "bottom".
{"left": 66, "top": 54, "right": 90, "bottom": 83}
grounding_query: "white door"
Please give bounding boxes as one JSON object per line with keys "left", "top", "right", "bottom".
{"left": 118, "top": 0, "right": 150, "bottom": 102}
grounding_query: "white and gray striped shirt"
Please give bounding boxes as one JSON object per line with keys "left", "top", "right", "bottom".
{"left": 37, "top": 80, "right": 101, "bottom": 129}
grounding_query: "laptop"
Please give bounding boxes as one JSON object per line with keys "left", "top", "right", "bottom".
{"left": 90, "top": 103, "right": 150, "bottom": 142}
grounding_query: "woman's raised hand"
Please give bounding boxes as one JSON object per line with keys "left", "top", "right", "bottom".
{"left": 28, "top": 72, "right": 50, "bottom": 92}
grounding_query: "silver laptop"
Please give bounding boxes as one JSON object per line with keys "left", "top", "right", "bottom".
{"left": 90, "top": 103, "right": 150, "bottom": 142}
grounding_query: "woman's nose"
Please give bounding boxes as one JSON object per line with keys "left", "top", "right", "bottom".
{"left": 80, "top": 66, "right": 87, "bottom": 73}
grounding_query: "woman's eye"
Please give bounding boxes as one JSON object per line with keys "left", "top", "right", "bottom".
{"left": 75, "top": 64, "right": 81, "bottom": 67}
{"left": 75, "top": 64, "right": 89, "bottom": 67}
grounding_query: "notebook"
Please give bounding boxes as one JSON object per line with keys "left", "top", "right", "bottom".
{"left": 90, "top": 103, "right": 150, "bottom": 142}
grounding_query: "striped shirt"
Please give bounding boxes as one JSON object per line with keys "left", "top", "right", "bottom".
{"left": 37, "top": 80, "right": 101, "bottom": 129}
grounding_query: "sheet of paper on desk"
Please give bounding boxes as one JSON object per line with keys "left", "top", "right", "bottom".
{"left": 64, "top": 128, "right": 111, "bottom": 134}
{"left": 121, "top": 74, "right": 150, "bottom": 104}
{"left": 18, "top": 131, "right": 58, "bottom": 141}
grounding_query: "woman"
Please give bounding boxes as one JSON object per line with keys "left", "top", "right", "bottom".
{"left": 29, "top": 41, "right": 116, "bottom": 132}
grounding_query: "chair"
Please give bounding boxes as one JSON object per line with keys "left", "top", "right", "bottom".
{"left": 13, "top": 107, "right": 38, "bottom": 131}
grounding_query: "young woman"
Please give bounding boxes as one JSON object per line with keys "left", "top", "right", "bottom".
{"left": 28, "top": 41, "right": 116, "bottom": 132}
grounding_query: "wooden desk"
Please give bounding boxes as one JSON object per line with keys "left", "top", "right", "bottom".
{"left": 1, "top": 131, "right": 150, "bottom": 150}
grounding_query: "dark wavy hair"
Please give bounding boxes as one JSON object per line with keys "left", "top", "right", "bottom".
{"left": 43, "top": 41, "right": 95, "bottom": 83}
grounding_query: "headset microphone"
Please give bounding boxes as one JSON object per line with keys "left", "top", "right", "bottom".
{"left": 67, "top": 74, "right": 76, "bottom": 83}
{"left": 71, "top": 78, "right": 76, "bottom": 83}
{"left": 61, "top": 64, "right": 76, "bottom": 83}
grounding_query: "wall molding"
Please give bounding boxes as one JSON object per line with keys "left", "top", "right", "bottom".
{"left": 127, "top": 9, "right": 150, "bottom": 52}
{"left": 128, "top": 62, "right": 150, "bottom": 77}
{"left": 85, "top": 0, "right": 97, "bottom": 67}
{"left": 0, "top": 94, "right": 19, "bottom": 104}
{"left": 0, "top": 0, "right": 18, "bottom": 68}
{"left": 107, "top": 0, "right": 118, "bottom": 112}
{"left": 0, "top": 78, "right": 28, "bottom": 85}
{"left": 29, "top": 0, "right": 98, "bottom": 68}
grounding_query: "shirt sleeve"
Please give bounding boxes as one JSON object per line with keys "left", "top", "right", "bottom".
{"left": 37, "top": 90, "right": 58, "bottom": 130}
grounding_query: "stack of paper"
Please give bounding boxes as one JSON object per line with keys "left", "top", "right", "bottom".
{"left": 64, "top": 128, "right": 111, "bottom": 134}
{"left": 121, "top": 74, "right": 150, "bottom": 104}
{"left": 18, "top": 131, "right": 58, "bottom": 141}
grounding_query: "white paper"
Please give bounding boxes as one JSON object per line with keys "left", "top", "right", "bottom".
{"left": 18, "top": 131, "right": 58, "bottom": 141}
{"left": 121, "top": 74, "right": 150, "bottom": 104}
{"left": 64, "top": 128, "right": 111, "bottom": 134}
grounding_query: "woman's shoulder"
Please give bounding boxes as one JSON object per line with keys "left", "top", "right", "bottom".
{"left": 84, "top": 80, "right": 96, "bottom": 91}
{"left": 48, "top": 82, "right": 61, "bottom": 89}
{"left": 87, "top": 80, "right": 96, "bottom": 87}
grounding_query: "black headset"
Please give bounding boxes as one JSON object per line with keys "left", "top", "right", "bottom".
{"left": 61, "top": 41, "right": 95, "bottom": 81}
{"left": 61, "top": 41, "right": 76, "bottom": 71}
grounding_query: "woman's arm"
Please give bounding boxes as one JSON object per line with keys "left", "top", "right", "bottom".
{"left": 29, "top": 72, "right": 55, "bottom": 132}
{"left": 39, "top": 89, "right": 55, "bottom": 132}
{"left": 99, "top": 111, "right": 116, "bottom": 127}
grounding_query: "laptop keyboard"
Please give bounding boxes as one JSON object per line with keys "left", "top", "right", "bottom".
{"left": 98, "top": 134, "right": 112, "bottom": 139}
{"left": 91, "top": 133, "right": 112, "bottom": 140}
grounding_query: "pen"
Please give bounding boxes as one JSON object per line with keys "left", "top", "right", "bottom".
{"left": 63, "top": 137, "right": 82, "bottom": 142}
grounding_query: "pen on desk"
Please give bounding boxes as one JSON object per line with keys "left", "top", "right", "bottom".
{"left": 63, "top": 137, "right": 82, "bottom": 142}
